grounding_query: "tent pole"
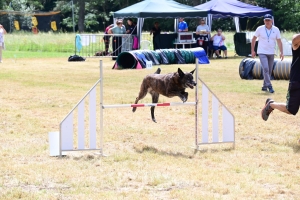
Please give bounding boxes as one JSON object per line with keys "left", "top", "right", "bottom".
{"left": 174, "top": 18, "right": 178, "bottom": 33}
{"left": 207, "top": 14, "right": 212, "bottom": 33}
{"left": 71, "top": 0, "right": 75, "bottom": 33}
{"left": 137, "top": 18, "right": 144, "bottom": 49}
{"left": 234, "top": 17, "right": 240, "bottom": 32}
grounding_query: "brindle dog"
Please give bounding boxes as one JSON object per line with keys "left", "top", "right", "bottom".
{"left": 132, "top": 68, "right": 196, "bottom": 123}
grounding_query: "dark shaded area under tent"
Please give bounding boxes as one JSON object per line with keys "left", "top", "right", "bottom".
{"left": 234, "top": 33, "right": 258, "bottom": 57}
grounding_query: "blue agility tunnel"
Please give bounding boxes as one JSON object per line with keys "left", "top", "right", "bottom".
{"left": 113, "top": 47, "right": 209, "bottom": 69}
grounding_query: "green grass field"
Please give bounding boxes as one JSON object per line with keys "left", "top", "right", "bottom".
{"left": 0, "top": 32, "right": 299, "bottom": 199}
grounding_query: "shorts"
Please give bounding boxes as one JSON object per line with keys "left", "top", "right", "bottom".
{"left": 286, "top": 81, "right": 300, "bottom": 115}
{"left": 213, "top": 45, "right": 227, "bottom": 51}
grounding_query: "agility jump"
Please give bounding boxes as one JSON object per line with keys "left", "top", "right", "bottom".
{"left": 48, "top": 60, "right": 235, "bottom": 157}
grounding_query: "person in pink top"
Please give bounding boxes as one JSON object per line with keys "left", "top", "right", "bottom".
{"left": 103, "top": 24, "right": 114, "bottom": 55}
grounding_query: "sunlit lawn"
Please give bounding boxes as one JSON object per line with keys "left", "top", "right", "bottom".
{"left": 0, "top": 52, "right": 299, "bottom": 199}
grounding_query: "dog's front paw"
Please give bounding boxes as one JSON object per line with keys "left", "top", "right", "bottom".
{"left": 132, "top": 107, "right": 136, "bottom": 112}
{"left": 180, "top": 93, "right": 188, "bottom": 102}
{"left": 179, "top": 96, "right": 187, "bottom": 102}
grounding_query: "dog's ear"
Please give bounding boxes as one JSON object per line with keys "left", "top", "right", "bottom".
{"left": 190, "top": 68, "right": 196, "bottom": 75}
{"left": 178, "top": 68, "right": 185, "bottom": 78}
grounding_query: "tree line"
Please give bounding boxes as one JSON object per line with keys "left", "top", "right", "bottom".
{"left": 0, "top": 0, "right": 299, "bottom": 32}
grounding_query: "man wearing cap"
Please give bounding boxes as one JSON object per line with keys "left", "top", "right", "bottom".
{"left": 261, "top": 33, "right": 300, "bottom": 124}
{"left": 251, "top": 14, "right": 284, "bottom": 93}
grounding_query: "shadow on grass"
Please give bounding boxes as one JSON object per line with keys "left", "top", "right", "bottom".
{"left": 134, "top": 145, "right": 195, "bottom": 159}
{"left": 283, "top": 139, "right": 300, "bottom": 153}
{"left": 57, "top": 154, "right": 98, "bottom": 160}
{"left": 290, "top": 143, "right": 300, "bottom": 153}
{"left": 134, "top": 144, "right": 234, "bottom": 159}
{"left": 254, "top": 92, "right": 271, "bottom": 95}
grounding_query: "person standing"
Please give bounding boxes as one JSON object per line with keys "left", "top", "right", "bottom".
{"left": 103, "top": 24, "right": 114, "bottom": 55}
{"left": 251, "top": 14, "right": 284, "bottom": 93}
{"left": 196, "top": 19, "right": 210, "bottom": 55}
{"left": 178, "top": 18, "right": 188, "bottom": 32}
{"left": 108, "top": 19, "right": 126, "bottom": 60}
{"left": 126, "top": 19, "right": 138, "bottom": 50}
{"left": 261, "top": 33, "right": 300, "bottom": 122}
{"left": 126, "top": 19, "right": 137, "bottom": 35}
{"left": 0, "top": 24, "right": 7, "bottom": 63}
{"left": 150, "top": 21, "right": 161, "bottom": 50}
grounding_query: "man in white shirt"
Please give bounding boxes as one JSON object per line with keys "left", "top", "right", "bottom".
{"left": 251, "top": 14, "right": 283, "bottom": 93}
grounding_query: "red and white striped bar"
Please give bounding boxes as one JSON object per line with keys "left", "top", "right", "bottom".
{"left": 103, "top": 102, "right": 196, "bottom": 109}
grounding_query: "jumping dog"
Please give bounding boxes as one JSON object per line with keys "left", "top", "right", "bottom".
{"left": 132, "top": 68, "right": 196, "bottom": 122}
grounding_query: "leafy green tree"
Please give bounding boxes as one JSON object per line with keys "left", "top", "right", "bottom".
{"left": 276, "top": 0, "right": 300, "bottom": 31}
{"left": 0, "top": 0, "right": 4, "bottom": 9}
{"left": 22, "top": 0, "right": 297, "bottom": 33}
{"left": 77, "top": 0, "right": 85, "bottom": 32}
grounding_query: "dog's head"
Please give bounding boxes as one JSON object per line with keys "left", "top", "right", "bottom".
{"left": 178, "top": 68, "right": 197, "bottom": 89}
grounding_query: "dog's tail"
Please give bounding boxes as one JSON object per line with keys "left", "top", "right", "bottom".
{"left": 154, "top": 68, "right": 161, "bottom": 74}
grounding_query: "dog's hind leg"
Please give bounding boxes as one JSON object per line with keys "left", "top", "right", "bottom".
{"left": 150, "top": 92, "right": 159, "bottom": 123}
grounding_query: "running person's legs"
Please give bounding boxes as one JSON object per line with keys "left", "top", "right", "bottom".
{"left": 261, "top": 82, "right": 300, "bottom": 121}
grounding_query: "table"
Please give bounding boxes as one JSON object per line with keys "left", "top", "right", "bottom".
{"left": 174, "top": 41, "right": 197, "bottom": 49}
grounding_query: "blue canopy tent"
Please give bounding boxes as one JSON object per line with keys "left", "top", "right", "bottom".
{"left": 194, "top": 0, "right": 273, "bottom": 32}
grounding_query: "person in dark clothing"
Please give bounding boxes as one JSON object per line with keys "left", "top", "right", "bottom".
{"left": 261, "top": 33, "right": 300, "bottom": 122}
{"left": 150, "top": 22, "right": 161, "bottom": 50}
{"left": 126, "top": 19, "right": 138, "bottom": 50}
{"left": 126, "top": 18, "right": 137, "bottom": 35}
